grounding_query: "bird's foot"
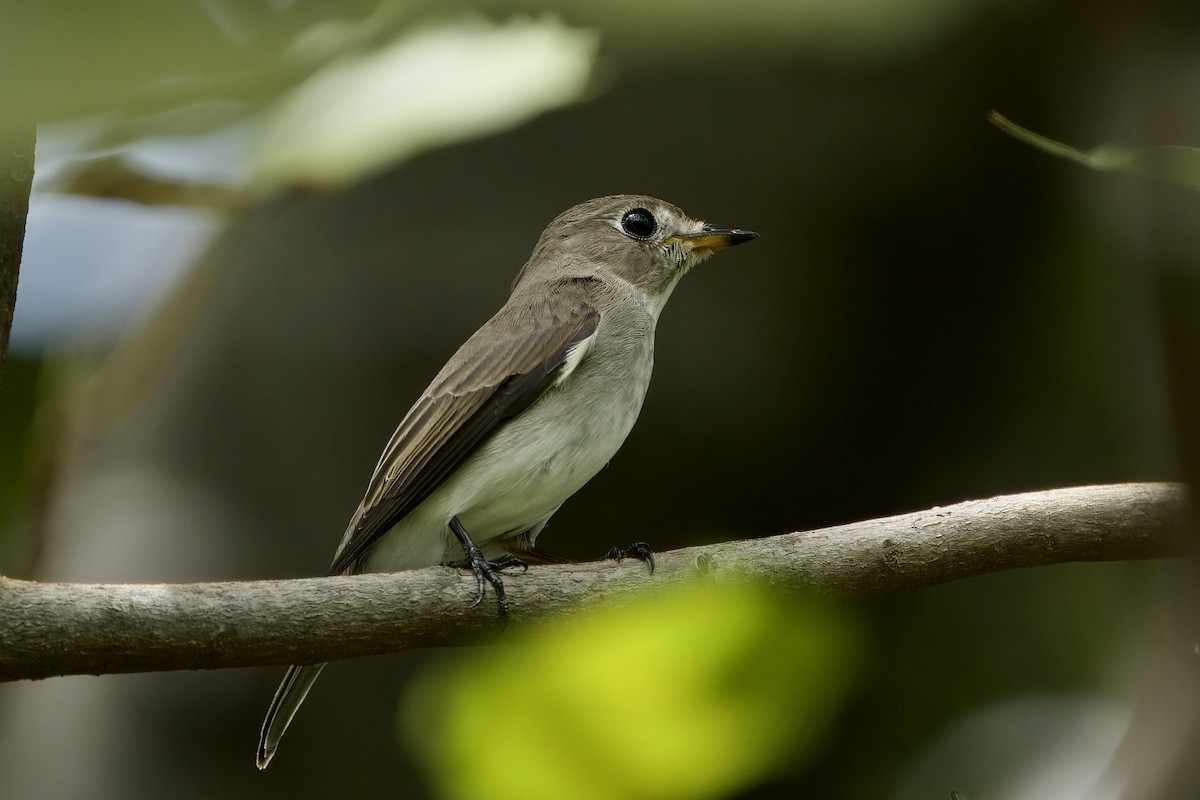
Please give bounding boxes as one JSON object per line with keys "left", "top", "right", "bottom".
{"left": 447, "top": 517, "right": 510, "bottom": 617}
{"left": 604, "top": 541, "right": 655, "bottom": 575}
{"left": 488, "top": 554, "right": 529, "bottom": 573}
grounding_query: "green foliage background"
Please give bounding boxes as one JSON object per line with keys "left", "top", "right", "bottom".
{"left": 0, "top": 1, "right": 1197, "bottom": 798}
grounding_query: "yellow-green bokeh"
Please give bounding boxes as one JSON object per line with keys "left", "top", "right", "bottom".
{"left": 403, "top": 580, "right": 864, "bottom": 800}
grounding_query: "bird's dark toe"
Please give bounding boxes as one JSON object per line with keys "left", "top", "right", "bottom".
{"left": 604, "top": 541, "right": 656, "bottom": 575}
{"left": 489, "top": 554, "right": 530, "bottom": 573}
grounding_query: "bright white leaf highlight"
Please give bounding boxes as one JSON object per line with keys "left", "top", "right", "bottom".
{"left": 253, "top": 16, "right": 597, "bottom": 190}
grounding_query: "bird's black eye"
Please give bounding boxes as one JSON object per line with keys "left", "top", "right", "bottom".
{"left": 620, "top": 207, "right": 657, "bottom": 240}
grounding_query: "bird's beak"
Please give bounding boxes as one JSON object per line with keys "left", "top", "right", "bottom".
{"left": 667, "top": 224, "right": 759, "bottom": 258}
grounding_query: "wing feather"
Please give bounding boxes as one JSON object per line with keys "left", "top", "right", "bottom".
{"left": 328, "top": 292, "right": 599, "bottom": 575}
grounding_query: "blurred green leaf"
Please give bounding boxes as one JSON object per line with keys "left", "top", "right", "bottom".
{"left": 0, "top": 1, "right": 379, "bottom": 131}
{"left": 251, "top": 16, "right": 597, "bottom": 191}
{"left": 36, "top": 14, "right": 598, "bottom": 202}
{"left": 403, "top": 580, "right": 864, "bottom": 800}
{"left": 989, "top": 111, "right": 1200, "bottom": 192}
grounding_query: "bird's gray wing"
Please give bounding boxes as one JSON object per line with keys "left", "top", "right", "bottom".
{"left": 328, "top": 292, "right": 599, "bottom": 575}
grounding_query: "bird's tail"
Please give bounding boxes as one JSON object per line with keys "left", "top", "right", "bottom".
{"left": 256, "top": 663, "right": 328, "bottom": 769}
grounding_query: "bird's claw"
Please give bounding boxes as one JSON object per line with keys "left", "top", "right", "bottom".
{"left": 604, "top": 541, "right": 655, "bottom": 575}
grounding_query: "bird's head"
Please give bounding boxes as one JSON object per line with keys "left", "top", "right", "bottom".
{"left": 516, "top": 194, "right": 757, "bottom": 312}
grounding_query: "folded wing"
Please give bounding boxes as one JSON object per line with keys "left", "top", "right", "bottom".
{"left": 328, "top": 293, "right": 599, "bottom": 575}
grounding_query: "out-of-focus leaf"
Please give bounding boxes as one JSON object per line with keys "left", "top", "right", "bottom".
{"left": 36, "top": 14, "right": 597, "bottom": 204}
{"left": 251, "top": 16, "right": 598, "bottom": 191}
{"left": 0, "top": 1, "right": 383, "bottom": 132}
{"left": 894, "top": 695, "right": 1130, "bottom": 800}
{"left": 403, "top": 579, "right": 864, "bottom": 800}
{"left": 989, "top": 111, "right": 1200, "bottom": 192}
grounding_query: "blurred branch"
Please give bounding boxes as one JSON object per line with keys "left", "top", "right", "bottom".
{"left": 0, "top": 127, "right": 36, "bottom": 390}
{"left": 0, "top": 482, "right": 1192, "bottom": 683}
{"left": 55, "top": 155, "right": 243, "bottom": 210}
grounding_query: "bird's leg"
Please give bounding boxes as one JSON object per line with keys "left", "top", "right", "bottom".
{"left": 604, "top": 541, "right": 655, "bottom": 574}
{"left": 446, "top": 516, "right": 510, "bottom": 617}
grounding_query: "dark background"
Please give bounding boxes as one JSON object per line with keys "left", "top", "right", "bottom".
{"left": 0, "top": 1, "right": 1197, "bottom": 797}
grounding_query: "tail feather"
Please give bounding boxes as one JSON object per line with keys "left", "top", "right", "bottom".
{"left": 256, "top": 663, "right": 327, "bottom": 769}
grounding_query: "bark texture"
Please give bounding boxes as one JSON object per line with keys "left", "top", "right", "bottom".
{"left": 0, "top": 482, "right": 1192, "bottom": 682}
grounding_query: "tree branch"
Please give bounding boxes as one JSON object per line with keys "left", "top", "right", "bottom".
{"left": 0, "top": 482, "right": 1192, "bottom": 683}
{"left": 0, "top": 126, "right": 37, "bottom": 390}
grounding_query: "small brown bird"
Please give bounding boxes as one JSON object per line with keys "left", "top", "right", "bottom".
{"left": 256, "top": 194, "right": 756, "bottom": 768}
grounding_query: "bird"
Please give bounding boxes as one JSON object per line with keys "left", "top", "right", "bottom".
{"left": 256, "top": 194, "right": 757, "bottom": 768}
